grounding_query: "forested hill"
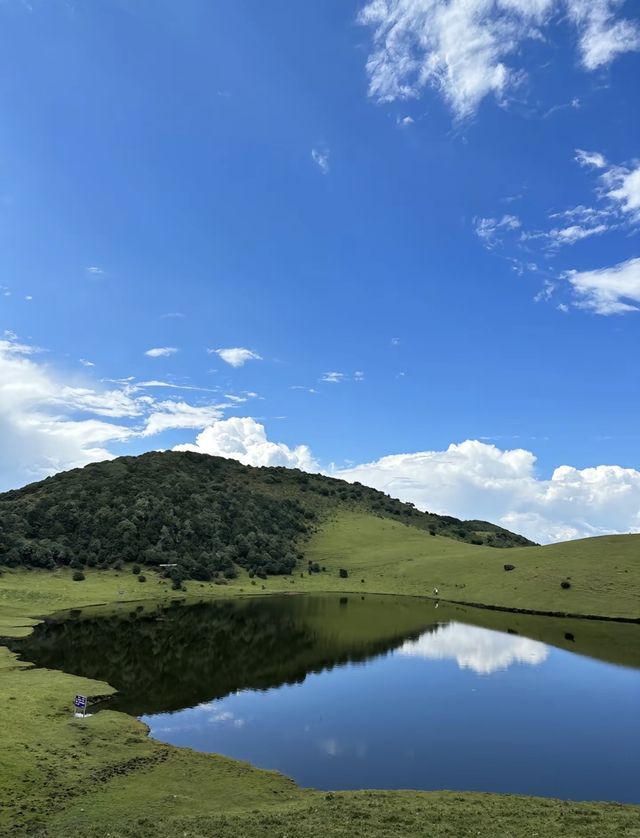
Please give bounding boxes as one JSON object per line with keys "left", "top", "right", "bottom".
{"left": 0, "top": 451, "right": 535, "bottom": 582}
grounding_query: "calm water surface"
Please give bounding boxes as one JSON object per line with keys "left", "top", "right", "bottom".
{"left": 12, "top": 594, "right": 640, "bottom": 803}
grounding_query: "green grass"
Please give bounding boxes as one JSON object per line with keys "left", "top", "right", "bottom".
{"left": 1, "top": 515, "right": 640, "bottom": 836}
{"left": 305, "top": 512, "right": 640, "bottom": 619}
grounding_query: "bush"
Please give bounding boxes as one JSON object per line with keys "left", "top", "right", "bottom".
{"left": 72, "top": 570, "right": 85, "bottom": 582}
{"left": 138, "top": 574, "right": 146, "bottom": 583}
{"left": 503, "top": 564, "right": 515, "bottom": 572}
{"left": 132, "top": 564, "right": 141, "bottom": 575}
{"left": 560, "top": 580, "right": 571, "bottom": 589}
{"left": 339, "top": 568, "right": 348, "bottom": 579}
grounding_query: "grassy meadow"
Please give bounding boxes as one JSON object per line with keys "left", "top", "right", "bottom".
{"left": 1, "top": 511, "right": 639, "bottom": 836}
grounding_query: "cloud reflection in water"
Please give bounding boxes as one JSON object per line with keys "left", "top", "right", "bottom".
{"left": 398, "top": 623, "right": 548, "bottom": 674}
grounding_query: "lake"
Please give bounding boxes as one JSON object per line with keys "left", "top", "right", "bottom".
{"left": 11, "top": 594, "right": 640, "bottom": 803}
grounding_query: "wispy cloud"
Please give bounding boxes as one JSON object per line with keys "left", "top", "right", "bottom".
{"left": 85, "top": 265, "right": 104, "bottom": 276}
{"left": 358, "top": 0, "right": 640, "bottom": 119}
{"left": 575, "top": 148, "right": 607, "bottom": 169}
{"left": 563, "top": 256, "right": 640, "bottom": 315}
{"left": 321, "top": 371, "right": 345, "bottom": 383}
{"left": 145, "top": 347, "right": 178, "bottom": 358}
{"left": 311, "top": 148, "right": 330, "bottom": 174}
{"left": 473, "top": 214, "right": 521, "bottom": 248}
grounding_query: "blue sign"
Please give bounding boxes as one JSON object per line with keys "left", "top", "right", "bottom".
{"left": 74, "top": 694, "right": 87, "bottom": 709}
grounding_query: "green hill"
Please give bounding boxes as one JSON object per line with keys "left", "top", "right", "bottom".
{"left": 305, "top": 512, "right": 640, "bottom": 620}
{"left": 0, "top": 451, "right": 533, "bottom": 583}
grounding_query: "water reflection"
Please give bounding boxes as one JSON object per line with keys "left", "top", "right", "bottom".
{"left": 398, "top": 623, "right": 548, "bottom": 674}
{"left": 9, "top": 594, "right": 640, "bottom": 803}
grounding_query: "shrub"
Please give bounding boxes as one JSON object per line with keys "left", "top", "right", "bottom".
{"left": 138, "top": 575, "right": 146, "bottom": 583}
{"left": 339, "top": 568, "right": 348, "bottom": 579}
{"left": 72, "top": 570, "right": 85, "bottom": 582}
{"left": 503, "top": 564, "right": 515, "bottom": 572}
{"left": 560, "top": 580, "right": 571, "bottom": 589}
{"left": 132, "top": 564, "right": 141, "bottom": 575}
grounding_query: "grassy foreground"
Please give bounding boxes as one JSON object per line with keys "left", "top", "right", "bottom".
{"left": 1, "top": 515, "right": 640, "bottom": 836}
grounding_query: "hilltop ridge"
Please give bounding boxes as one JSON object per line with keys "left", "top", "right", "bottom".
{"left": 0, "top": 451, "right": 534, "bottom": 583}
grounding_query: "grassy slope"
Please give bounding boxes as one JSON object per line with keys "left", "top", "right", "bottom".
{"left": 1, "top": 516, "right": 640, "bottom": 836}
{"left": 305, "top": 512, "right": 640, "bottom": 619}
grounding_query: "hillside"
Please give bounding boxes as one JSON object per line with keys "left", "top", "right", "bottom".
{"left": 0, "top": 451, "right": 533, "bottom": 583}
{"left": 305, "top": 512, "right": 640, "bottom": 620}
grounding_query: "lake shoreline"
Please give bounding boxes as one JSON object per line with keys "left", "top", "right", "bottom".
{"left": 1, "top": 567, "right": 640, "bottom": 837}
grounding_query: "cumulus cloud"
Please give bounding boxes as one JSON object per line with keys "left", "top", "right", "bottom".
{"left": 398, "top": 623, "right": 548, "bottom": 674}
{"left": 212, "top": 347, "right": 262, "bottom": 367}
{"left": 174, "top": 417, "right": 318, "bottom": 470}
{"left": 359, "top": 0, "right": 640, "bottom": 118}
{"left": 0, "top": 336, "right": 231, "bottom": 491}
{"left": 311, "top": 148, "right": 330, "bottom": 174}
{"left": 145, "top": 347, "right": 178, "bottom": 358}
{"left": 334, "top": 439, "right": 640, "bottom": 543}
{"left": 563, "top": 256, "right": 640, "bottom": 314}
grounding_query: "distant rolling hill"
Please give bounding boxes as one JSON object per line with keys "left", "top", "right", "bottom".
{"left": 305, "top": 512, "right": 640, "bottom": 620}
{"left": 0, "top": 451, "right": 533, "bottom": 583}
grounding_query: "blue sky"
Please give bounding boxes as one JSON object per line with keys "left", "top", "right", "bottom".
{"left": 1, "top": 0, "right": 639, "bottom": 542}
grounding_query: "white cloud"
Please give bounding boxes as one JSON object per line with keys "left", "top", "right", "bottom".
{"left": 354, "top": 370, "right": 365, "bottom": 382}
{"left": 399, "top": 623, "right": 548, "bottom": 674}
{"left": 575, "top": 148, "right": 607, "bottom": 169}
{"left": 397, "top": 115, "right": 415, "bottom": 126}
{"left": 334, "top": 439, "right": 640, "bottom": 543}
{"left": 311, "top": 148, "right": 330, "bottom": 174}
{"left": 212, "top": 347, "right": 262, "bottom": 367}
{"left": 547, "top": 222, "right": 608, "bottom": 245}
{"left": 605, "top": 161, "right": 640, "bottom": 222}
{"left": 145, "top": 347, "right": 178, "bottom": 358}
{"left": 85, "top": 265, "right": 104, "bottom": 276}
{"left": 321, "top": 371, "right": 345, "bottom": 383}
{"left": 474, "top": 214, "right": 521, "bottom": 248}
{"left": 563, "top": 256, "right": 640, "bottom": 314}
{"left": 79, "top": 359, "right": 95, "bottom": 367}
{"left": 174, "top": 417, "right": 318, "bottom": 470}
{"left": 0, "top": 336, "right": 232, "bottom": 491}
{"left": 566, "top": 0, "right": 640, "bottom": 69}
{"left": 359, "top": 0, "right": 640, "bottom": 118}
{"left": 142, "top": 401, "right": 224, "bottom": 437}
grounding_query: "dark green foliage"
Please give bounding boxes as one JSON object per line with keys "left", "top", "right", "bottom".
{"left": 0, "top": 451, "right": 534, "bottom": 582}
{"left": 72, "top": 570, "right": 85, "bottom": 582}
{"left": 138, "top": 575, "right": 146, "bottom": 583}
{"left": 132, "top": 564, "right": 141, "bottom": 575}
{"left": 561, "top": 580, "right": 571, "bottom": 589}
{"left": 339, "top": 568, "right": 349, "bottom": 579}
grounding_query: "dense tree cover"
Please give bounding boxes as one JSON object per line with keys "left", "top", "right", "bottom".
{"left": 0, "top": 451, "right": 534, "bottom": 580}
